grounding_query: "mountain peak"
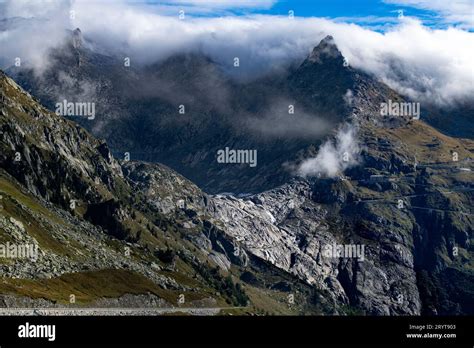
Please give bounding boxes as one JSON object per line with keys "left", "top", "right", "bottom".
{"left": 307, "top": 35, "right": 343, "bottom": 64}
{"left": 72, "top": 27, "right": 83, "bottom": 49}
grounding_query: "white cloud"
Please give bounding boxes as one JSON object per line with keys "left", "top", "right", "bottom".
{"left": 0, "top": 0, "right": 72, "bottom": 19}
{"left": 243, "top": 99, "right": 333, "bottom": 139}
{"left": 0, "top": 0, "right": 473, "bottom": 106}
{"left": 385, "top": 0, "right": 474, "bottom": 29}
{"left": 297, "top": 125, "right": 361, "bottom": 178}
{"left": 324, "top": 17, "right": 474, "bottom": 105}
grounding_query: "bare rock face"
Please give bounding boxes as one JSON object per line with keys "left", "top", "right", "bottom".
{"left": 1, "top": 33, "right": 472, "bottom": 316}
{"left": 0, "top": 70, "right": 124, "bottom": 215}
{"left": 120, "top": 161, "right": 250, "bottom": 271}
{"left": 122, "top": 161, "right": 207, "bottom": 216}
{"left": 205, "top": 179, "right": 421, "bottom": 315}
{"left": 308, "top": 35, "right": 343, "bottom": 64}
{"left": 72, "top": 28, "right": 83, "bottom": 50}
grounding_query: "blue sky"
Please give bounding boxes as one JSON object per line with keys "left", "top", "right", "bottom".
{"left": 145, "top": 0, "right": 473, "bottom": 30}
{"left": 233, "top": 0, "right": 430, "bottom": 17}
{"left": 262, "top": 1, "right": 435, "bottom": 19}
{"left": 251, "top": 0, "right": 440, "bottom": 29}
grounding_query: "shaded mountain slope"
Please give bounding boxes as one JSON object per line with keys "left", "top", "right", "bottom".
{"left": 1, "top": 32, "right": 472, "bottom": 316}
{"left": 8, "top": 33, "right": 413, "bottom": 194}
{"left": 0, "top": 70, "right": 336, "bottom": 314}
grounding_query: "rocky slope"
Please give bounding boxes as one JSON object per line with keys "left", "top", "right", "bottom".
{"left": 204, "top": 120, "right": 473, "bottom": 315}
{"left": 7, "top": 33, "right": 412, "bottom": 194}
{"left": 0, "top": 70, "right": 337, "bottom": 314}
{"left": 1, "top": 33, "right": 472, "bottom": 316}
{"left": 120, "top": 121, "right": 473, "bottom": 315}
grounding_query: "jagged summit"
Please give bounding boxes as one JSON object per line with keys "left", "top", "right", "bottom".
{"left": 307, "top": 35, "right": 343, "bottom": 64}
{"left": 1, "top": 25, "right": 473, "bottom": 315}
{"left": 71, "top": 27, "right": 83, "bottom": 49}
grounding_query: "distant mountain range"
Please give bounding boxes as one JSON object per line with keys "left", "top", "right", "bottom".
{"left": 0, "top": 30, "right": 472, "bottom": 315}
{"left": 8, "top": 30, "right": 472, "bottom": 193}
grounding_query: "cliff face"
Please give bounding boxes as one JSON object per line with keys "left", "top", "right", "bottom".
{"left": 0, "top": 70, "right": 337, "bottom": 314}
{"left": 121, "top": 118, "right": 473, "bottom": 315}
{"left": 204, "top": 123, "right": 473, "bottom": 315}
{"left": 1, "top": 34, "right": 472, "bottom": 315}
{"left": 7, "top": 34, "right": 412, "bottom": 194}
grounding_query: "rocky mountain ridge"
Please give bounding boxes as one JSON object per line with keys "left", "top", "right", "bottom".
{"left": 1, "top": 33, "right": 472, "bottom": 315}
{"left": 0, "top": 69, "right": 338, "bottom": 314}
{"left": 7, "top": 33, "right": 413, "bottom": 193}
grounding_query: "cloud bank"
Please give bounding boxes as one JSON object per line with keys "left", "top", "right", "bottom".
{"left": 297, "top": 125, "right": 361, "bottom": 178}
{"left": 243, "top": 99, "right": 333, "bottom": 140}
{"left": 0, "top": 0, "right": 473, "bottom": 106}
